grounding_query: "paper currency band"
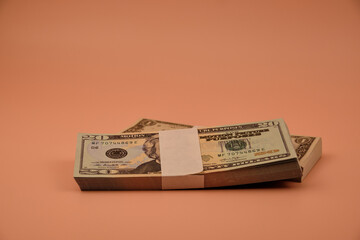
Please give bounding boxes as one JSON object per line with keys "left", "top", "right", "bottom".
{"left": 159, "top": 127, "right": 204, "bottom": 189}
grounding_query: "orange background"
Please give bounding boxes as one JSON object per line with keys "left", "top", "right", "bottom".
{"left": 1, "top": 0, "right": 359, "bottom": 239}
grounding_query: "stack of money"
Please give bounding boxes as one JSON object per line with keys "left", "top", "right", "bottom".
{"left": 121, "top": 119, "right": 323, "bottom": 182}
{"left": 74, "top": 118, "right": 321, "bottom": 190}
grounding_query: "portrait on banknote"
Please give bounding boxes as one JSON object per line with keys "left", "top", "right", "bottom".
{"left": 130, "top": 135, "right": 161, "bottom": 174}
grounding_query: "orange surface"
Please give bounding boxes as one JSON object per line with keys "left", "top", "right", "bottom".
{"left": 1, "top": 0, "right": 359, "bottom": 239}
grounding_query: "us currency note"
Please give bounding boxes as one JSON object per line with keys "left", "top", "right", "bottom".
{"left": 121, "top": 119, "right": 192, "bottom": 133}
{"left": 291, "top": 135, "right": 322, "bottom": 181}
{"left": 121, "top": 118, "right": 192, "bottom": 133}
{"left": 122, "top": 119, "right": 318, "bottom": 163}
{"left": 121, "top": 119, "right": 321, "bottom": 180}
{"left": 74, "top": 119, "right": 297, "bottom": 176}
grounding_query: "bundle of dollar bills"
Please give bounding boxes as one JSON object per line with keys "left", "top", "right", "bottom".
{"left": 74, "top": 119, "right": 322, "bottom": 190}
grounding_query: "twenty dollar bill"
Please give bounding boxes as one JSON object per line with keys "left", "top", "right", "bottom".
{"left": 121, "top": 118, "right": 322, "bottom": 182}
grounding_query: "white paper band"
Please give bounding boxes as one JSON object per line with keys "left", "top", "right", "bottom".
{"left": 159, "top": 127, "right": 204, "bottom": 189}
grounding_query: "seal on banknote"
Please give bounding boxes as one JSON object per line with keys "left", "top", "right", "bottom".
{"left": 105, "top": 148, "right": 128, "bottom": 159}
